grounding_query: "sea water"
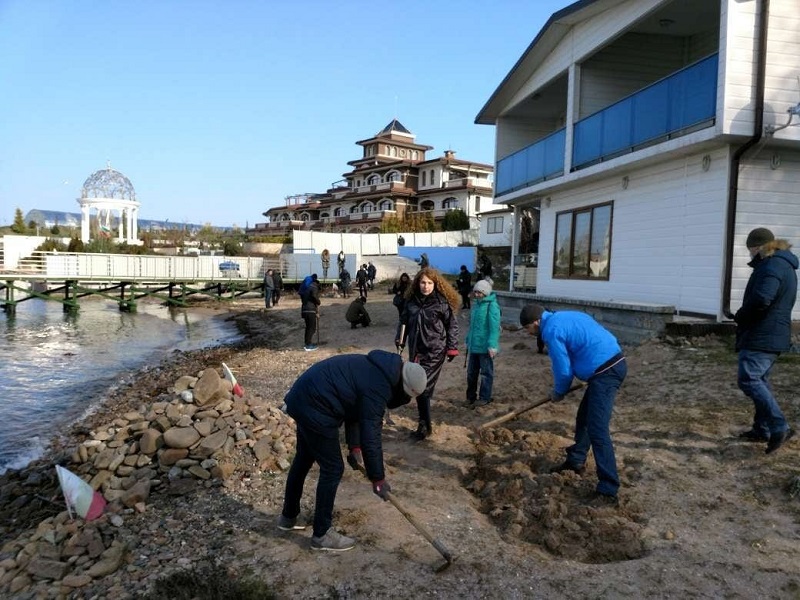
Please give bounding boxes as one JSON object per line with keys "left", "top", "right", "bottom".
{"left": 0, "top": 299, "right": 242, "bottom": 474}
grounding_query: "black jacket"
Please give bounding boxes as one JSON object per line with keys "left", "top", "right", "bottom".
{"left": 346, "top": 299, "right": 369, "bottom": 323}
{"left": 456, "top": 270, "right": 471, "bottom": 295}
{"left": 400, "top": 291, "right": 459, "bottom": 363}
{"left": 284, "top": 350, "right": 408, "bottom": 481}
{"left": 300, "top": 281, "right": 320, "bottom": 316}
{"left": 735, "top": 243, "right": 798, "bottom": 352}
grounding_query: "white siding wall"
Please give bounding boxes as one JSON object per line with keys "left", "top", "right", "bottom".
{"left": 496, "top": 117, "right": 558, "bottom": 157}
{"left": 480, "top": 212, "right": 514, "bottom": 247}
{"left": 763, "top": 1, "right": 800, "bottom": 143}
{"left": 732, "top": 150, "right": 800, "bottom": 319}
{"left": 536, "top": 147, "right": 731, "bottom": 316}
{"left": 508, "top": 0, "right": 665, "bottom": 112}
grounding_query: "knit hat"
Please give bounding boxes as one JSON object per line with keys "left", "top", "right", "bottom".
{"left": 746, "top": 227, "right": 774, "bottom": 248}
{"left": 402, "top": 362, "right": 427, "bottom": 398}
{"left": 519, "top": 303, "right": 546, "bottom": 327}
{"left": 473, "top": 279, "right": 492, "bottom": 296}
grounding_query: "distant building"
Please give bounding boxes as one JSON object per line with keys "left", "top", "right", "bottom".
{"left": 250, "top": 120, "right": 499, "bottom": 235}
{"left": 23, "top": 209, "right": 212, "bottom": 235}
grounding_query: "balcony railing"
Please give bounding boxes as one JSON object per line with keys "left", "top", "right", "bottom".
{"left": 572, "top": 53, "right": 718, "bottom": 169}
{"left": 495, "top": 128, "right": 566, "bottom": 196}
{"left": 352, "top": 180, "right": 408, "bottom": 194}
{"left": 444, "top": 177, "right": 493, "bottom": 189}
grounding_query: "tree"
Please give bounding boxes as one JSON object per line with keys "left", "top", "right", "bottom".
{"left": 11, "top": 208, "right": 26, "bottom": 233}
{"left": 441, "top": 209, "right": 470, "bottom": 231}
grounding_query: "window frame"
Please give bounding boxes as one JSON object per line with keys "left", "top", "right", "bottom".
{"left": 552, "top": 201, "right": 613, "bottom": 281}
{"left": 487, "top": 215, "right": 504, "bottom": 234}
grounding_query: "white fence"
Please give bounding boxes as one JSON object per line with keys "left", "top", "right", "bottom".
{"left": 292, "top": 229, "right": 478, "bottom": 256}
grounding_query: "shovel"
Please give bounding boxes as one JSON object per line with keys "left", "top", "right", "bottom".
{"left": 356, "top": 463, "right": 454, "bottom": 572}
{"left": 477, "top": 382, "right": 586, "bottom": 432}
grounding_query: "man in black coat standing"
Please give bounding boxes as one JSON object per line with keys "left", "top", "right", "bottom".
{"left": 277, "top": 350, "right": 428, "bottom": 551}
{"left": 734, "top": 227, "right": 798, "bottom": 453}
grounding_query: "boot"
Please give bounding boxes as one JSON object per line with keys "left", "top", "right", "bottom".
{"left": 410, "top": 420, "right": 432, "bottom": 441}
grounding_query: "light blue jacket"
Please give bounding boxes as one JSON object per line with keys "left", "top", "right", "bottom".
{"left": 466, "top": 292, "right": 501, "bottom": 353}
{"left": 539, "top": 310, "right": 621, "bottom": 395}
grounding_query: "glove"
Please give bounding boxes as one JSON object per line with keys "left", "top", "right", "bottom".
{"left": 346, "top": 447, "right": 364, "bottom": 471}
{"left": 549, "top": 390, "right": 566, "bottom": 403}
{"left": 446, "top": 349, "right": 459, "bottom": 363}
{"left": 372, "top": 479, "right": 392, "bottom": 501}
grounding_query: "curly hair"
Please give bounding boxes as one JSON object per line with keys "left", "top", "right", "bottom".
{"left": 405, "top": 267, "right": 460, "bottom": 311}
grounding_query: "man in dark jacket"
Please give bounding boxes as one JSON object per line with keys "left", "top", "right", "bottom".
{"left": 367, "top": 261, "right": 377, "bottom": 290}
{"left": 346, "top": 296, "right": 371, "bottom": 328}
{"left": 263, "top": 269, "right": 274, "bottom": 309}
{"left": 356, "top": 264, "right": 369, "bottom": 298}
{"left": 278, "top": 350, "right": 428, "bottom": 551}
{"left": 300, "top": 274, "right": 321, "bottom": 351}
{"left": 734, "top": 227, "right": 798, "bottom": 453}
{"left": 272, "top": 271, "right": 283, "bottom": 305}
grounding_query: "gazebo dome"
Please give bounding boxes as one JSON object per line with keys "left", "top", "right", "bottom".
{"left": 81, "top": 167, "right": 136, "bottom": 201}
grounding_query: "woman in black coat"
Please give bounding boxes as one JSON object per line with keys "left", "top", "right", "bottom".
{"left": 398, "top": 267, "right": 460, "bottom": 441}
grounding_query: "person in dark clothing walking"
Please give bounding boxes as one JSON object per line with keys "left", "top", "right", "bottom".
{"left": 520, "top": 304, "right": 627, "bottom": 505}
{"left": 367, "top": 261, "right": 377, "bottom": 291}
{"left": 477, "top": 252, "right": 493, "bottom": 280}
{"left": 263, "top": 269, "right": 275, "bottom": 309}
{"left": 339, "top": 268, "right": 352, "bottom": 299}
{"left": 300, "top": 274, "right": 321, "bottom": 351}
{"left": 272, "top": 271, "right": 283, "bottom": 305}
{"left": 390, "top": 273, "right": 411, "bottom": 318}
{"left": 346, "top": 296, "right": 371, "bottom": 329}
{"left": 456, "top": 265, "right": 472, "bottom": 310}
{"left": 337, "top": 250, "right": 346, "bottom": 275}
{"left": 734, "top": 227, "right": 798, "bottom": 454}
{"left": 278, "top": 350, "right": 428, "bottom": 551}
{"left": 356, "top": 264, "right": 369, "bottom": 298}
{"left": 397, "top": 267, "right": 460, "bottom": 441}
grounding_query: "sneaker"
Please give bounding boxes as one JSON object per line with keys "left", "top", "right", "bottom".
{"left": 464, "top": 399, "right": 476, "bottom": 408}
{"left": 277, "top": 514, "right": 307, "bottom": 531}
{"left": 550, "top": 461, "right": 586, "bottom": 475}
{"left": 766, "top": 428, "right": 795, "bottom": 454}
{"left": 304, "top": 345, "right": 318, "bottom": 352}
{"left": 738, "top": 428, "right": 769, "bottom": 442}
{"left": 310, "top": 528, "right": 356, "bottom": 552}
{"left": 410, "top": 420, "right": 432, "bottom": 441}
{"left": 473, "top": 398, "right": 493, "bottom": 408}
{"left": 588, "top": 491, "right": 619, "bottom": 508}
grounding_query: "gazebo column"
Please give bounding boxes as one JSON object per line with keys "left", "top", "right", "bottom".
{"left": 117, "top": 207, "right": 124, "bottom": 243}
{"left": 80, "top": 205, "right": 91, "bottom": 243}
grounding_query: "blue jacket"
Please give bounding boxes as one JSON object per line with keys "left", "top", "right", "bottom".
{"left": 735, "top": 243, "right": 798, "bottom": 353}
{"left": 539, "top": 310, "right": 622, "bottom": 396}
{"left": 466, "top": 292, "right": 500, "bottom": 353}
{"left": 284, "top": 350, "right": 407, "bottom": 481}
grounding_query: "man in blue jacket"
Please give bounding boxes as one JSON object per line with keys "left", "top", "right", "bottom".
{"left": 520, "top": 304, "right": 627, "bottom": 505}
{"left": 277, "top": 350, "right": 428, "bottom": 551}
{"left": 734, "top": 227, "right": 798, "bottom": 454}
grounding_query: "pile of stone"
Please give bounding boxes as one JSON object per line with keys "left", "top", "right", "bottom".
{"left": 0, "top": 365, "right": 296, "bottom": 597}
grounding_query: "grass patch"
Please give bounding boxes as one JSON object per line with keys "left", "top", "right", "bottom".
{"left": 145, "top": 562, "right": 276, "bottom": 600}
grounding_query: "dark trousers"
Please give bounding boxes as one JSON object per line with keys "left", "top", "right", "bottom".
{"left": 466, "top": 352, "right": 494, "bottom": 403}
{"left": 357, "top": 282, "right": 368, "bottom": 298}
{"left": 460, "top": 292, "right": 471, "bottom": 309}
{"left": 303, "top": 313, "right": 317, "bottom": 346}
{"left": 415, "top": 355, "right": 445, "bottom": 427}
{"left": 264, "top": 289, "right": 273, "bottom": 308}
{"left": 566, "top": 359, "right": 627, "bottom": 496}
{"left": 281, "top": 424, "right": 344, "bottom": 537}
{"left": 273, "top": 289, "right": 281, "bottom": 305}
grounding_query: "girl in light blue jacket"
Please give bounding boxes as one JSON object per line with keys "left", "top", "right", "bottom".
{"left": 465, "top": 278, "right": 501, "bottom": 407}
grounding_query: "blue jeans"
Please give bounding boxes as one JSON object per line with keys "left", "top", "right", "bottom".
{"left": 737, "top": 349, "right": 788, "bottom": 437}
{"left": 264, "top": 289, "right": 273, "bottom": 308}
{"left": 566, "top": 359, "right": 627, "bottom": 496}
{"left": 466, "top": 352, "right": 494, "bottom": 403}
{"left": 281, "top": 424, "right": 344, "bottom": 538}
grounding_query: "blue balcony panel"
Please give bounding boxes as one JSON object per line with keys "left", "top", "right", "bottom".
{"left": 496, "top": 128, "right": 565, "bottom": 196}
{"left": 572, "top": 53, "right": 718, "bottom": 169}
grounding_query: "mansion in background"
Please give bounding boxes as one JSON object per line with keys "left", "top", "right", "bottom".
{"left": 250, "top": 120, "right": 498, "bottom": 235}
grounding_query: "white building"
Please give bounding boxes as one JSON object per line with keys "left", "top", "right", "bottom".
{"left": 476, "top": 0, "right": 800, "bottom": 321}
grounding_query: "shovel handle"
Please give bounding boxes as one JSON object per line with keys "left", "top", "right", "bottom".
{"left": 385, "top": 491, "right": 454, "bottom": 564}
{"left": 477, "top": 382, "right": 586, "bottom": 431}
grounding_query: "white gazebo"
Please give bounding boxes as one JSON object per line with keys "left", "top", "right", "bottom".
{"left": 77, "top": 165, "right": 141, "bottom": 244}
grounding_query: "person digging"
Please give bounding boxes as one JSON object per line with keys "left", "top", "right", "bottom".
{"left": 277, "top": 350, "right": 428, "bottom": 551}
{"left": 519, "top": 303, "right": 627, "bottom": 506}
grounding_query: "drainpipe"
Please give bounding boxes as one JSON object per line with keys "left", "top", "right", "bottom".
{"left": 722, "top": 0, "right": 769, "bottom": 319}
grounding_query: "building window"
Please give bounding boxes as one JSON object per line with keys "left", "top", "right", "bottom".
{"left": 367, "top": 174, "right": 381, "bottom": 185}
{"left": 412, "top": 150, "right": 418, "bottom": 160}
{"left": 422, "top": 171, "right": 427, "bottom": 186}
{"left": 487, "top": 216, "right": 504, "bottom": 234}
{"left": 334, "top": 207, "right": 343, "bottom": 217}
{"left": 430, "top": 169, "right": 435, "bottom": 186}
{"left": 387, "top": 171, "right": 400, "bottom": 182}
{"left": 442, "top": 197, "right": 458, "bottom": 209}
{"left": 420, "top": 200, "right": 434, "bottom": 211}
{"left": 379, "top": 200, "right": 393, "bottom": 210}
{"left": 553, "top": 202, "right": 612, "bottom": 280}
{"left": 361, "top": 202, "right": 374, "bottom": 213}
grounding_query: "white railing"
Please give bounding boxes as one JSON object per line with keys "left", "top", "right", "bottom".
{"left": 444, "top": 177, "right": 493, "bottom": 189}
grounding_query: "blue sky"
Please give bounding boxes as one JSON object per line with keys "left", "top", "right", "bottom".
{"left": 0, "top": 0, "right": 567, "bottom": 229}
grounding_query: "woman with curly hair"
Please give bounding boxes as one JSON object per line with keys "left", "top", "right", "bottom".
{"left": 397, "top": 267, "right": 460, "bottom": 440}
